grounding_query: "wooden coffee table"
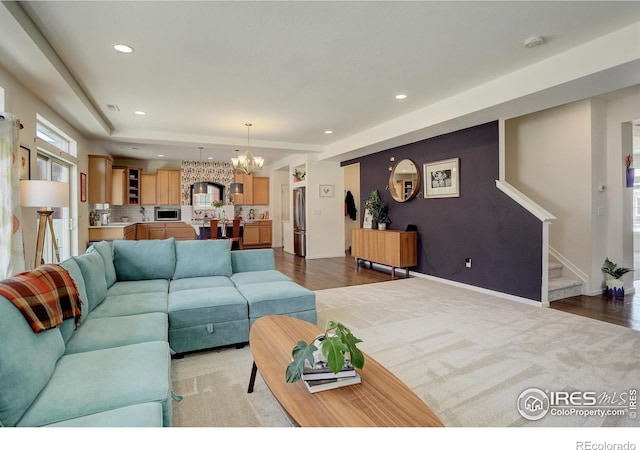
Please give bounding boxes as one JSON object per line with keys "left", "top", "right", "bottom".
{"left": 248, "top": 315, "right": 444, "bottom": 427}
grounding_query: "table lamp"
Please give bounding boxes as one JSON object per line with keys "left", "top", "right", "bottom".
{"left": 19, "top": 180, "right": 69, "bottom": 267}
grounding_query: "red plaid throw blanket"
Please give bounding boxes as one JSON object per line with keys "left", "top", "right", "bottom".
{"left": 0, "top": 264, "right": 82, "bottom": 333}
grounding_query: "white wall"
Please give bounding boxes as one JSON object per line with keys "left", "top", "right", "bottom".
{"left": 506, "top": 100, "right": 593, "bottom": 286}
{"left": 0, "top": 64, "right": 91, "bottom": 266}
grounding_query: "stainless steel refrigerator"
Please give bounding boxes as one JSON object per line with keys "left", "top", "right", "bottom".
{"left": 293, "top": 187, "right": 306, "bottom": 257}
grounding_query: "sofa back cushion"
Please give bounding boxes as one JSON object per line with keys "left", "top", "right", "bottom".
{"left": 59, "top": 258, "right": 89, "bottom": 343}
{"left": 231, "top": 248, "right": 276, "bottom": 273}
{"left": 0, "top": 295, "right": 65, "bottom": 427}
{"left": 173, "top": 239, "right": 232, "bottom": 279}
{"left": 113, "top": 238, "right": 176, "bottom": 281}
{"left": 73, "top": 251, "right": 107, "bottom": 313}
{"left": 87, "top": 241, "right": 116, "bottom": 288}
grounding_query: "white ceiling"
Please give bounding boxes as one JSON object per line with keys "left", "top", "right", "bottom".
{"left": 1, "top": 1, "right": 640, "bottom": 165}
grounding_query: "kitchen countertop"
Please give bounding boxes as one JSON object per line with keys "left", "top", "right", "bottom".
{"left": 89, "top": 219, "right": 272, "bottom": 229}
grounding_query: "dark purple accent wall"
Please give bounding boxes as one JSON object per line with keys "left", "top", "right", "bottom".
{"left": 342, "top": 122, "right": 543, "bottom": 301}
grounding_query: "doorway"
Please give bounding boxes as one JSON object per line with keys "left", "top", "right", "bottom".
{"left": 343, "top": 163, "right": 360, "bottom": 253}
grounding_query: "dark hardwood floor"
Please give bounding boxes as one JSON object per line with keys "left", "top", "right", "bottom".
{"left": 272, "top": 248, "right": 640, "bottom": 332}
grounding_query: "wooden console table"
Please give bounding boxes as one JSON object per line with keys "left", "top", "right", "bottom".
{"left": 351, "top": 228, "right": 417, "bottom": 279}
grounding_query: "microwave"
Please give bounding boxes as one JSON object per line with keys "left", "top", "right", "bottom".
{"left": 154, "top": 206, "right": 181, "bottom": 221}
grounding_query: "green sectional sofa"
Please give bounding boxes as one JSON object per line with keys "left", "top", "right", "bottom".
{"left": 0, "top": 237, "right": 316, "bottom": 427}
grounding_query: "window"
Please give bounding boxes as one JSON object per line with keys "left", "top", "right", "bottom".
{"left": 191, "top": 182, "right": 225, "bottom": 212}
{"left": 36, "top": 114, "right": 77, "bottom": 157}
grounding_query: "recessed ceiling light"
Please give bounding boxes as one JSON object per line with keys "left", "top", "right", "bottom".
{"left": 324, "top": 130, "right": 333, "bottom": 134}
{"left": 134, "top": 111, "right": 146, "bottom": 115}
{"left": 113, "top": 44, "right": 134, "bottom": 53}
{"left": 157, "top": 154, "right": 164, "bottom": 158}
{"left": 395, "top": 94, "right": 408, "bottom": 100}
{"left": 207, "top": 157, "right": 214, "bottom": 160}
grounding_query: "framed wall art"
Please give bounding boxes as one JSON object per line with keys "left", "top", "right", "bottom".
{"left": 19, "top": 145, "right": 30, "bottom": 180}
{"left": 319, "top": 184, "right": 334, "bottom": 197}
{"left": 424, "top": 157, "right": 460, "bottom": 198}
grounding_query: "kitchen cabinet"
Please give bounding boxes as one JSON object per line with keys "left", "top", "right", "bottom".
{"left": 88, "top": 155, "right": 113, "bottom": 204}
{"left": 111, "top": 167, "right": 126, "bottom": 205}
{"left": 351, "top": 228, "right": 417, "bottom": 279}
{"left": 89, "top": 224, "right": 135, "bottom": 241}
{"left": 140, "top": 174, "right": 157, "bottom": 205}
{"left": 157, "top": 169, "right": 181, "bottom": 205}
{"left": 252, "top": 177, "right": 269, "bottom": 205}
{"left": 233, "top": 173, "right": 269, "bottom": 206}
{"left": 114, "top": 166, "right": 142, "bottom": 205}
{"left": 242, "top": 220, "right": 272, "bottom": 248}
{"left": 136, "top": 222, "right": 195, "bottom": 241}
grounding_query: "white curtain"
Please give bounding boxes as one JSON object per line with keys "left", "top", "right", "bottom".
{"left": 0, "top": 113, "right": 26, "bottom": 278}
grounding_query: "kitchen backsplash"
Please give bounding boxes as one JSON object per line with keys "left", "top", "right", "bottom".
{"left": 103, "top": 204, "right": 270, "bottom": 223}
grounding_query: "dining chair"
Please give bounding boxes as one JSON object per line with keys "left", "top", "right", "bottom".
{"left": 228, "top": 218, "right": 243, "bottom": 250}
{"left": 207, "top": 219, "right": 219, "bottom": 239}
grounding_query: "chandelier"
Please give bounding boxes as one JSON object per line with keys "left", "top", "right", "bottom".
{"left": 231, "top": 123, "right": 264, "bottom": 174}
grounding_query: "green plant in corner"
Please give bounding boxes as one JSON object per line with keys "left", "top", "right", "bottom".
{"left": 285, "top": 320, "right": 365, "bottom": 383}
{"left": 601, "top": 257, "right": 632, "bottom": 279}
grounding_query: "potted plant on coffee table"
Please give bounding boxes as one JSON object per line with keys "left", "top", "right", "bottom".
{"left": 285, "top": 320, "right": 365, "bottom": 383}
{"left": 601, "top": 257, "right": 632, "bottom": 298}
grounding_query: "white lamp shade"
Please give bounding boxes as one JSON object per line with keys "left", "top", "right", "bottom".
{"left": 20, "top": 180, "right": 69, "bottom": 208}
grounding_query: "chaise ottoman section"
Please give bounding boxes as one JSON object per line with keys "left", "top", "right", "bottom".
{"left": 168, "top": 286, "right": 249, "bottom": 354}
{"left": 237, "top": 280, "right": 317, "bottom": 325}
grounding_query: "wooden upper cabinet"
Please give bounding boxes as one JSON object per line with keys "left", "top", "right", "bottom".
{"left": 252, "top": 177, "right": 269, "bottom": 205}
{"left": 88, "top": 155, "right": 113, "bottom": 204}
{"left": 157, "top": 169, "right": 181, "bottom": 205}
{"left": 140, "top": 173, "right": 157, "bottom": 205}
{"left": 233, "top": 173, "right": 253, "bottom": 205}
{"left": 233, "top": 173, "right": 269, "bottom": 205}
{"left": 111, "top": 167, "right": 126, "bottom": 206}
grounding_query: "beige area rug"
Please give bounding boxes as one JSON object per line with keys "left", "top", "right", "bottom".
{"left": 171, "top": 277, "right": 640, "bottom": 427}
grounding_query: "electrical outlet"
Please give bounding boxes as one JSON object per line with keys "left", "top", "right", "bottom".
{"left": 465, "top": 258, "right": 472, "bottom": 268}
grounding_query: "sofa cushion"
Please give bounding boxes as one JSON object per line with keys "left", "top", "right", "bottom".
{"left": 73, "top": 251, "right": 107, "bottom": 313}
{"left": 230, "top": 248, "right": 276, "bottom": 273}
{"left": 169, "top": 275, "right": 234, "bottom": 293}
{"left": 237, "top": 280, "right": 316, "bottom": 320}
{"left": 17, "top": 341, "right": 172, "bottom": 427}
{"left": 113, "top": 238, "right": 176, "bottom": 281}
{"left": 45, "top": 402, "right": 164, "bottom": 427}
{"left": 64, "top": 312, "right": 168, "bottom": 354}
{"left": 89, "top": 292, "right": 168, "bottom": 319}
{"left": 230, "top": 270, "right": 291, "bottom": 286}
{"left": 59, "top": 258, "right": 89, "bottom": 343}
{"left": 173, "top": 239, "right": 232, "bottom": 279}
{"left": 0, "top": 295, "right": 65, "bottom": 427}
{"left": 107, "top": 279, "right": 169, "bottom": 297}
{"left": 168, "top": 287, "right": 247, "bottom": 328}
{"left": 88, "top": 241, "right": 116, "bottom": 288}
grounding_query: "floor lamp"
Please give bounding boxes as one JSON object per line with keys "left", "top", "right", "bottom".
{"left": 20, "top": 180, "right": 69, "bottom": 268}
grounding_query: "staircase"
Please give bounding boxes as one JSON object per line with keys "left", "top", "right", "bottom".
{"left": 548, "top": 260, "right": 583, "bottom": 301}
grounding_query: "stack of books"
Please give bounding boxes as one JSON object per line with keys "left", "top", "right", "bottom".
{"left": 302, "top": 358, "right": 361, "bottom": 393}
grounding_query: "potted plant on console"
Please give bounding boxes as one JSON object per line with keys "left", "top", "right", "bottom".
{"left": 601, "top": 257, "right": 632, "bottom": 298}
{"left": 365, "top": 189, "right": 390, "bottom": 230}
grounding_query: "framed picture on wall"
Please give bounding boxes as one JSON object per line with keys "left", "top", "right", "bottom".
{"left": 319, "top": 184, "right": 334, "bottom": 197}
{"left": 19, "top": 145, "right": 30, "bottom": 180}
{"left": 424, "top": 157, "right": 460, "bottom": 198}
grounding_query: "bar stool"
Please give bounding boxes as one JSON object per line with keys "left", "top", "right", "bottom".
{"left": 207, "top": 219, "right": 218, "bottom": 239}
{"left": 228, "top": 218, "right": 243, "bottom": 250}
